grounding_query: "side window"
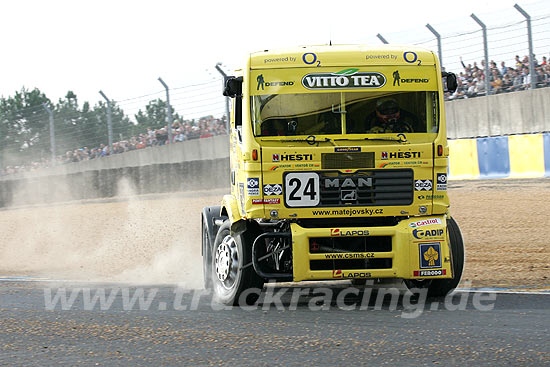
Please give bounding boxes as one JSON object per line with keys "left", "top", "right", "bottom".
{"left": 224, "top": 75, "right": 243, "bottom": 139}
{"left": 429, "top": 91, "right": 439, "bottom": 133}
{"left": 234, "top": 96, "right": 242, "bottom": 128}
{"left": 233, "top": 96, "right": 243, "bottom": 142}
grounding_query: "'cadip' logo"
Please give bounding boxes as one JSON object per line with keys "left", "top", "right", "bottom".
{"left": 302, "top": 68, "right": 386, "bottom": 90}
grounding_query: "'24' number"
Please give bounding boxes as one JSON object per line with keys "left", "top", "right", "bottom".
{"left": 288, "top": 177, "right": 316, "bottom": 200}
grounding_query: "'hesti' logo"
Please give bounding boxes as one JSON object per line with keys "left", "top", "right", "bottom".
{"left": 272, "top": 154, "right": 280, "bottom": 162}
{"left": 302, "top": 68, "right": 386, "bottom": 90}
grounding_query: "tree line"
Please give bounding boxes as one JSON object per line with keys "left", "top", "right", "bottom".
{"left": 0, "top": 88, "right": 182, "bottom": 167}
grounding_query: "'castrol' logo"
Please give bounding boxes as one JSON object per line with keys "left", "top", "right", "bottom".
{"left": 409, "top": 218, "right": 442, "bottom": 228}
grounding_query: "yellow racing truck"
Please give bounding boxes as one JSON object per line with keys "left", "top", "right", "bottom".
{"left": 201, "top": 45, "right": 464, "bottom": 305}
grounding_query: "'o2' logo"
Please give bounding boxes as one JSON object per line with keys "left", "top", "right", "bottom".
{"left": 302, "top": 52, "right": 321, "bottom": 67}
{"left": 404, "top": 51, "right": 422, "bottom": 66}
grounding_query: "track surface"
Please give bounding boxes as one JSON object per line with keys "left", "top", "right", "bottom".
{"left": 1, "top": 179, "right": 549, "bottom": 365}
{"left": 1, "top": 281, "right": 549, "bottom": 366}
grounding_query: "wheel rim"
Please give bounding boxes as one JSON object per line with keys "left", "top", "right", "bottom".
{"left": 215, "top": 235, "right": 239, "bottom": 289}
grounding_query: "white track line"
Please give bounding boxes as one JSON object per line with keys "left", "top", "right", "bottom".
{"left": 1, "top": 277, "right": 549, "bottom": 294}
{"left": 455, "top": 289, "right": 550, "bottom": 295}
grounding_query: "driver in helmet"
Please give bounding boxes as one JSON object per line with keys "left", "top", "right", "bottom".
{"left": 366, "top": 97, "right": 417, "bottom": 133}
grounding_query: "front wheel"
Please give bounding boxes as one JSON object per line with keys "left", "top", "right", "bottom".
{"left": 404, "top": 217, "right": 465, "bottom": 297}
{"left": 211, "top": 220, "right": 264, "bottom": 306}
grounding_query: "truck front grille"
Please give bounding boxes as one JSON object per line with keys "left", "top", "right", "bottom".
{"left": 318, "top": 169, "right": 413, "bottom": 206}
{"left": 322, "top": 152, "right": 375, "bottom": 169}
{"left": 309, "top": 236, "right": 392, "bottom": 253}
{"left": 310, "top": 259, "right": 393, "bottom": 271}
{"left": 309, "top": 236, "right": 393, "bottom": 270}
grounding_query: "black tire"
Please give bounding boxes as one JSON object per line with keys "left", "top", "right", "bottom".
{"left": 202, "top": 214, "right": 213, "bottom": 290}
{"left": 211, "top": 220, "right": 264, "bottom": 306}
{"left": 404, "top": 217, "right": 465, "bottom": 297}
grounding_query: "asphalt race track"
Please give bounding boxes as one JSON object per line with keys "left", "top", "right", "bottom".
{"left": 0, "top": 281, "right": 549, "bottom": 366}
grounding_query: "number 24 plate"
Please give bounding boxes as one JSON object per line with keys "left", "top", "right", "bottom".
{"left": 285, "top": 172, "right": 320, "bottom": 207}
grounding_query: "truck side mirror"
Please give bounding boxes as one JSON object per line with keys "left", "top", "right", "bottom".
{"left": 223, "top": 76, "right": 243, "bottom": 97}
{"left": 442, "top": 72, "right": 458, "bottom": 93}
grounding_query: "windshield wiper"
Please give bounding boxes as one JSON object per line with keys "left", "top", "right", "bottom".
{"left": 276, "top": 137, "right": 336, "bottom": 146}
{"left": 333, "top": 137, "right": 407, "bottom": 143}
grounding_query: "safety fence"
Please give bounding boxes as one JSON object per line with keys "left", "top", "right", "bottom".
{"left": 0, "top": 159, "right": 230, "bottom": 208}
{"left": 0, "top": 135, "right": 230, "bottom": 208}
{"left": 446, "top": 87, "right": 550, "bottom": 139}
{"left": 448, "top": 133, "right": 550, "bottom": 180}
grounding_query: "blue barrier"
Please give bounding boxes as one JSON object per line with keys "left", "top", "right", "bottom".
{"left": 476, "top": 136, "right": 510, "bottom": 179}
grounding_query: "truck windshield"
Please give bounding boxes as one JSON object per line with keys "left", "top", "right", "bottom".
{"left": 251, "top": 91, "right": 439, "bottom": 137}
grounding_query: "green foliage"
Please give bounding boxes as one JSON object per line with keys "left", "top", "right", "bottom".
{"left": 0, "top": 88, "right": 51, "bottom": 166}
{"left": 0, "top": 88, "right": 183, "bottom": 168}
{"left": 134, "top": 99, "right": 182, "bottom": 132}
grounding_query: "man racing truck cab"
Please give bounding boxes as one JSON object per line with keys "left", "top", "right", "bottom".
{"left": 201, "top": 45, "right": 463, "bottom": 305}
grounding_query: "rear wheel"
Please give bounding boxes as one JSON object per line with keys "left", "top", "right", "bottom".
{"left": 212, "top": 220, "right": 264, "bottom": 305}
{"left": 405, "top": 217, "right": 465, "bottom": 297}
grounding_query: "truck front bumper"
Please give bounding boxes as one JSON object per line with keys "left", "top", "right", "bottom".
{"left": 291, "top": 215, "right": 453, "bottom": 282}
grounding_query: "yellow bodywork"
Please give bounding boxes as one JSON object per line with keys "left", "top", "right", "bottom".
{"left": 223, "top": 45, "right": 454, "bottom": 281}
{"left": 291, "top": 215, "right": 453, "bottom": 281}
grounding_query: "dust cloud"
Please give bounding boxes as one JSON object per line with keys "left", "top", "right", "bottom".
{"left": 0, "top": 176, "right": 225, "bottom": 288}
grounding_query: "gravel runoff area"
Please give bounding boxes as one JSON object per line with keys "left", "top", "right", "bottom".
{"left": 0, "top": 178, "right": 549, "bottom": 288}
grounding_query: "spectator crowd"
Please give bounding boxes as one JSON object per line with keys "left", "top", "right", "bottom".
{"left": 446, "top": 53, "right": 550, "bottom": 100}
{"left": 1, "top": 115, "right": 227, "bottom": 176}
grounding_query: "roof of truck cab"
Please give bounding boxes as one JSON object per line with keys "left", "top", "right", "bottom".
{"left": 249, "top": 44, "right": 437, "bottom": 69}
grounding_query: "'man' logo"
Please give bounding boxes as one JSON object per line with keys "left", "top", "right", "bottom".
{"left": 324, "top": 177, "right": 372, "bottom": 188}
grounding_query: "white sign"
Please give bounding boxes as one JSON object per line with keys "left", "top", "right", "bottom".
{"left": 284, "top": 172, "right": 320, "bottom": 207}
